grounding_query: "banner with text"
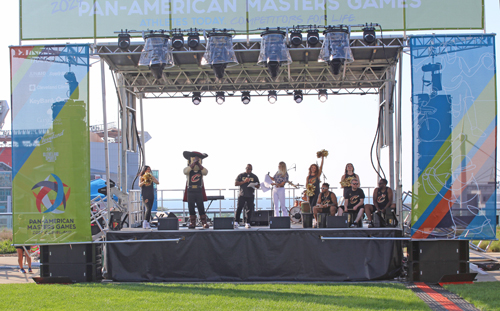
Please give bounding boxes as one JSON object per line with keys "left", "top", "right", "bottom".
{"left": 20, "top": 0, "right": 484, "bottom": 40}
{"left": 410, "top": 35, "right": 497, "bottom": 240}
{"left": 11, "top": 45, "right": 91, "bottom": 245}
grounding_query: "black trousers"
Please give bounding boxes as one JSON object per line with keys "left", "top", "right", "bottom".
{"left": 187, "top": 190, "right": 205, "bottom": 216}
{"left": 143, "top": 197, "right": 154, "bottom": 222}
{"left": 235, "top": 196, "right": 255, "bottom": 223}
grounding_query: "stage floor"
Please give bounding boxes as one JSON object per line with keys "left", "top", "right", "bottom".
{"left": 106, "top": 226, "right": 404, "bottom": 282}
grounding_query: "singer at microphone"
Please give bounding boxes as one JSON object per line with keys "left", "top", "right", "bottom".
{"left": 234, "top": 164, "right": 260, "bottom": 229}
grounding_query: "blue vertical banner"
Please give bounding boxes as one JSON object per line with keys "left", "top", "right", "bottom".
{"left": 410, "top": 35, "right": 497, "bottom": 240}
{"left": 11, "top": 45, "right": 91, "bottom": 244}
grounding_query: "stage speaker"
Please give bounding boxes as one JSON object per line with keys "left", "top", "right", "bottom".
{"left": 410, "top": 261, "right": 469, "bottom": 283}
{"left": 213, "top": 217, "right": 234, "bottom": 229}
{"left": 158, "top": 217, "right": 179, "bottom": 230}
{"left": 326, "top": 215, "right": 348, "bottom": 228}
{"left": 250, "top": 210, "right": 272, "bottom": 226}
{"left": 41, "top": 244, "right": 102, "bottom": 265}
{"left": 269, "top": 217, "right": 290, "bottom": 229}
{"left": 40, "top": 263, "right": 102, "bottom": 283}
{"left": 317, "top": 213, "right": 328, "bottom": 228}
{"left": 411, "top": 240, "right": 468, "bottom": 262}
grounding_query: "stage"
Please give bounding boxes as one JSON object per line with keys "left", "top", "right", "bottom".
{"left": 106, "top": 227, "right": 403, "bottom": 282}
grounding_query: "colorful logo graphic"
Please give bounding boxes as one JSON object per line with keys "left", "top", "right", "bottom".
{"left": 32, "top": 174, "right": 71, "bottom": 214}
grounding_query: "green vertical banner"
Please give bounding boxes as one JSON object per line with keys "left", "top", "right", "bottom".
{"left": 11, "top": 45, "right": 91, "bottom": 245}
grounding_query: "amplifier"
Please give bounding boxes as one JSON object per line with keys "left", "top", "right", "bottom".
{"left": 158, "top": 218, "right": 179, "bottom": 230}
{"left": 213, "top": 217, "right": 234, "bottom": 230}
{"left": 317, "top": 213, "right": 328, "bottom": 228}
{"left": 269, "top": 217, "right": 290, "bottom": 229}
{"left": 326, "top": 215, "right": 349, "bottom": 228}
{"left": 250, "top": 210, "right": 272, "bottom": 226}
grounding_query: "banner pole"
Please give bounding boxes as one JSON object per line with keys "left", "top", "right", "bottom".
{"left": 100, "top": 60, "right": 112, "bottom": 229}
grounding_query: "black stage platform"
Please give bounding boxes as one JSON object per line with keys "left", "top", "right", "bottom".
{"left": 106, "top": 228, "right": 403, "bottom": 282}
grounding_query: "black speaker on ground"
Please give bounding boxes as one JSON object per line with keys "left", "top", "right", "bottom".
{"left": 250, "top": 210, "right": 272, "bottom": 226}
{"left": 409, "top": 240, "right": 469, "bottom": 283}
{"left": 91, "top": 216, "right": 105, "bottom": 235}
{"left": 269, "top": 217, "right": 290, "bottom": 229}
{"left": 326, "top": 215, "right": 348, "bottom": 228}
{"left": 317, "top": 213, "right": 328, "bottom": 228}
{"left": 40, "top": 244, "right": 102, "bottom": 264}
{"left": 40, "top": 244, "right": 102, "bottom": 283}
{"left": 158, "top": 217, "right": 179, "bottom": 230}
{"left": 213, "top": 217, "right": 234, "bottom": 229}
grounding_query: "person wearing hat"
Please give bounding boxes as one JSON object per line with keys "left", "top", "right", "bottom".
{"left": 183, "top": 151, "right": 209, "bottom": 229}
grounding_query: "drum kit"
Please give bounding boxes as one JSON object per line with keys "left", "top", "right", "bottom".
{"left": 288, "top": 186, "right": 310, "bottom": 224}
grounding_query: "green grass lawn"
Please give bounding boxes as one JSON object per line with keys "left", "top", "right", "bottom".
{"left": 0, "top": 282, "right": 430, "bottom": 311}
{"left": 444, "top": 282, "right": 500, "bottom": 311}
{"left": 473, "top": 227, "right": 500, "bottom": 252}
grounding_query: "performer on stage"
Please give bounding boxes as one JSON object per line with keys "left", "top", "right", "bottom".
{"left": 342, "top": 178, "right": 365, "bottom": 228}
{"left": 312, "top": 183, "right": 339, "bottom": 227}
{"left": 182, "top": 151, "right": 209, "bottom": 229}
{"left": 270, "top": 161, "right": 289, "bottom": 217}
{"left": 306, "top": 155, "right": 324, "bottom": 207}
{"left": 234, "top": 164, "right": 260, "bottom": 229}
{"left": 139, "top": 165, "right": 159, "bottom": 229}
{"left": 340, "top": 163, "right": 360, "bottom": 197}
{"left": 364, "top": 179, "right": 396, "bottom": 227}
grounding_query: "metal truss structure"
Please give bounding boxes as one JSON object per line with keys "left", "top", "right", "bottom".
{"left": 410, "top": 34, "right": 492, "bottom": 59}
{"left": 95, "top": 35, "right": 406, "bottom": 98}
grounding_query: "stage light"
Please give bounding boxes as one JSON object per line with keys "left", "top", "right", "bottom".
{"left": 318, "top": 89, "right": 328, "bottom": 102}
{"left": 307, "top": 29, "right": 319, "bottom": 46}
{"left": 268, "top": 90, "right": 277, "bottom": 104}
{"left": 138, "top": 32, "right": 174, "bottom": 79}
{"left": 192, "top": 92, "right": 201, "bottom": 105}
{"left": 294, "top": 90, "right": 303, "bottom": 103}
{"left": 118, "top": 32, "right": 131, "bottom": 51}
{"left": 290, "top": 30, "right": 302, "bottom": 47}
{"left": 201, "top": 30, "right": 238, "bottom": 79}
{"left": 362, "top": 25, "right": 376, "bottom": 44}
{"left": 318, "top": 26, "right": 354, "bottom": 75}
{"left": 172, "top": 33, "right": 184, "bottom": 49}
{"left": 241, "top": 91, "right": 251, "bottom": 104}
{"left": 257, "top": 28, "right": 292, "bottom": 78}
{"left": 187, "top": 32, "right": 200, "bottom": 49}
{"left": 216, "top": 91, "right": 225, "bottom": 104}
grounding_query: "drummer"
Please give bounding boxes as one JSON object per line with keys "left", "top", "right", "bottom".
{"left": 313, "top": 183, "right": 339, "bottom": 227}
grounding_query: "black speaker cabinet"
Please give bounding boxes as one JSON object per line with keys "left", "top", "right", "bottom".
{"left": 40, "top": 263, "right": 102, "bottom": 283}
{"left": 213, "top": 217, "right": 234, "bottom": 229}
{"left": 409, "top": 240, "right": 469, "bottom": 283}
{"left": 158, "top": 217, "right": 179, "bottom": 230}
{"left": 326, "top": 215, "right": 348, "bottom": 228}
{"left": 40, "top": 244, "right": 102, "bottom": 265}
{"left": 109, "top": 211, "right": 122, "bottom": 231}
{"left": 269, "top": 217, "right": 290, "bottom": 229}
{"left": 250, "top": 210, "right": 272, "bottom": 226}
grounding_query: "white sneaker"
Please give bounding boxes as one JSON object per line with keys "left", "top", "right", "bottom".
{"left": 234, "top": 222, "right": 239, "bottom": 229}
{"left": 142, "top": 220, "right": 147, "bottom": 229}
{"left": 145, "top": 221, "right": 151, "bottom": 229}
{"left": 245, "top": 223, "right": 251, "bottom": 229}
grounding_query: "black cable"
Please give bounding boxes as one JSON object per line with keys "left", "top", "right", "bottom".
{"left": 370, "top": 106, "right": 385, "bottom": 180}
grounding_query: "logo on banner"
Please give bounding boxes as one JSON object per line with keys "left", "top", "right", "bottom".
{"left": 31, "top": 174, "right": 71, "bottom": 214}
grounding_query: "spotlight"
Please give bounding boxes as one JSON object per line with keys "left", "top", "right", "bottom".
{"left": 258, "top": 29, "right": 291, "bottom": 78}
{"left": 241, "top": 91, "right": 251, "bottom": 104}
{"left": 118, "top": 32, "right": 131, "bottom": 50}
{"left": 318, "top": 89, "right": 328, "bottom": 102}
{"left": 268, "top": 90, "right": 277, "bottom": 104}
{"left": 138, "top": 32, "right": 174, "bottom": 80}
{"left": 362, "top": 25, "right": 376, "bottom": 44}
{"left": 318, "top": 27, "right": 354, "bottom": 76}
{"left": 212, "top": 63, "right": 227, "bottom": 79}
{"left": 187, "top": 32, "right": 200, "bottom": 49}
{"left": 172, "top": 33, "right": 184, "bottom": 49}
{"left": 307, "top": 29, "right": 319, "bottom": 46}
{"left": 216, "top": 91, "right": 225, "bottom": 104}
{"left": 192, "top": 92, "right": 201, "bottom": 105}
{"left": 201, "top": 31, "right": 238, "bottom": 80}
{"left": 290, "top": 30, "right": 302, "bottom": 47}
{"left": 294, "top": 90, "right": 303, "bottom": 103}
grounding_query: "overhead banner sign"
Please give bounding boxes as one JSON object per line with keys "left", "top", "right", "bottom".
{"left": 11, "top": 45, "right": 91, "bottom": 245}
{"left": 20, "top": 0, "right": 484, "bottom": 40}
{"left": 410, "top": 35, "right": 497, "bottom": 240}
